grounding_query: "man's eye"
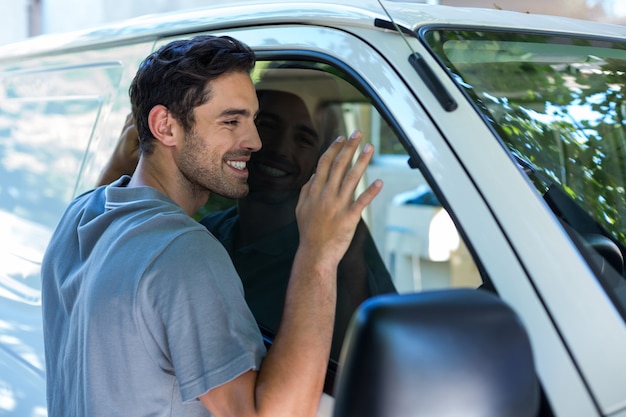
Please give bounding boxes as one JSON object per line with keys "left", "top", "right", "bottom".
{"left": 297, "top": 135, "right": 317, "bottom": 147}
{"left": 225, "top": 120, "right": 238, "bottom": 126}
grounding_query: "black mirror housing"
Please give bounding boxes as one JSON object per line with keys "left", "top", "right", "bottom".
{"left": 333, "top": 289, "right": 540, "bottom": 417}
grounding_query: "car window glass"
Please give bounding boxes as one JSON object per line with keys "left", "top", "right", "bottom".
{"left": 0, "top": 61, "right": 122, "bottom": 378}
{"left": 422, "top": 29, "right": 626, "bottom": 317}
{"left": 198, "top": 60, "right": 484, "bottom": 373}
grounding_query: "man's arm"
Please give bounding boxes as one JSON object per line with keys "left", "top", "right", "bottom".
{"left": 199, "top": 131, "right": 382, "bottom": 417}
{"left": 96, "top": 113, "right": 139, "bottom": 185}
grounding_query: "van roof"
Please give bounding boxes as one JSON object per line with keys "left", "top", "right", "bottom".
{"left": 0, "top": 0, "right": 625, "bottom": 62}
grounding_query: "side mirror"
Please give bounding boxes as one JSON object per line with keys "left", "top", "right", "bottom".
{"left": 332, "top": 289, "right": 540, "bottom": 417}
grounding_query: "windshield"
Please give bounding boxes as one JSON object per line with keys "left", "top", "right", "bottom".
{"left": 423, "top": 29, "right": 626, "bottom": 313}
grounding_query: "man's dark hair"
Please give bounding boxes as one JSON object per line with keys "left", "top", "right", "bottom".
{"left": 129, "top": 35, "right": 255, "bottom": 153}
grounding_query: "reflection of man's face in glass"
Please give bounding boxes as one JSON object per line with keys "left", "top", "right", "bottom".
{"left": 247, "top": 90, "right": 322, "bottom": 200}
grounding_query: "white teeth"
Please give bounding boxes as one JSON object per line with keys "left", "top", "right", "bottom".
{"left": 227, "top": 160, "right": 246, "bottom": 170}
{"left": 258, "top": 163, "right": 287, "bottom": 177}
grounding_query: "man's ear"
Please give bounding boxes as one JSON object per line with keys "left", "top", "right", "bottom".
{"left": 148, "top": 105, "right": 177, "bottom": 147}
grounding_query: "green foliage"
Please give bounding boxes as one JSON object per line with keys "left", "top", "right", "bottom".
{"left": 426, "top": 29, "right": 626, "bottom": 246}
{"left": 193, "top": 194, "right": 236, "bottom": 221}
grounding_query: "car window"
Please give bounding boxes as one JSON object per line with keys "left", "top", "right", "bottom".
{"left": 422, "top": 29, "right": 626, "bottom": 318}
{"left": 0, "top": 61, "right": 125, "bottom": 286}
{"left": 198, "top": 59, "right": 484, "bottom": 384}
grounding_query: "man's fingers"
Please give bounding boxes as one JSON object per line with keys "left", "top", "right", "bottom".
{"left": 310, "top": 135, "right": 346, "bottom": 186}
{"left": 330, "top": 132, "right": 365, "bottom": 191}
{"left": 313, "top": 131, "right": 363, "bottom": 189}
{"left": 339, "top": 140, "right": 374, "bottom": 197}
{"left": 300, "top": 130, "right": 382, "bottom": 216}
{"left": 351, "top": 179, "right": 383, "bottom": 215}
{"left": 295, "top": 130, "right": 383, "bottom": 264}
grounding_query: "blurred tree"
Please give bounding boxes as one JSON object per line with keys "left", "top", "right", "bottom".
{"left": 426, "top": 29, "right": 626, "bottom": 246}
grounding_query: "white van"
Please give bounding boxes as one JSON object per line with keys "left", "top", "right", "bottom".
{"left": 1, "top": 1, "right": 626, "bottom": 416}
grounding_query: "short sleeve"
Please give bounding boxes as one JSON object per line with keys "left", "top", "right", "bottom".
{"left": 136, "top": 228, "right": 266, "bottom": 402}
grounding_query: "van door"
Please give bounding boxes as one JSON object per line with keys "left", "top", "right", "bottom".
{"left": 0, "top": 41, "right": 151, "bottom": 415}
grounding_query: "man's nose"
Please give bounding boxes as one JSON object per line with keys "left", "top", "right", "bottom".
{"left": 247, "top": 122, "right": 262, "bottom": 152}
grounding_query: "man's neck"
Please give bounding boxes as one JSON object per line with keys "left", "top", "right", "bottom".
{"left": 130, "top": 156, "right": 210, "bottom": 217}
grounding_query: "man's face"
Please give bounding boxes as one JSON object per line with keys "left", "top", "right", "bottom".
{"left": 247, "top": 90, "right": 322, "bottom": 198}
{"left": 177, "top": 71, "right": 261, "bottom": 199}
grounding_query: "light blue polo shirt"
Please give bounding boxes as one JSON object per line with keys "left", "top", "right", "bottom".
{"left": 41, "top": 176, "right": 265, "bottom": 417}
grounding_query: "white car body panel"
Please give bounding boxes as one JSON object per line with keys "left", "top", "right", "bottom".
{"left": 1, "top": 1, "right": 625, "bottom": 416}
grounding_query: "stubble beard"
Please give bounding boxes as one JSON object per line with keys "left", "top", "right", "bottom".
{"left": 179, "top": 130, "right": 250, "bottom": 200}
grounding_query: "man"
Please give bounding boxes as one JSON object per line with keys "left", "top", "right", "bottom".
{"left": 202, "top": 89, "right": 396, "bottom": 361}
{"left": 42, "top": 35, "right": 382, "bottom": 417}
{"left": 99, "top": 89, "right": 396, "bottom": 364}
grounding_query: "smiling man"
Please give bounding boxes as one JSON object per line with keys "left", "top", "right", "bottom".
{"left": 203, "top": 89, "right": 396, "bottom": 362}
{"left": 41, "top": 35, "right": 382, "bottom": 417}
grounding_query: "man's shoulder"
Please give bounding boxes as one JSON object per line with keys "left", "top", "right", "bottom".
{"left": 199, "top": 206, "right": 238, "bottom": 237}
{"left": 48, "top": 186, "right": 105, "bottom": 239}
